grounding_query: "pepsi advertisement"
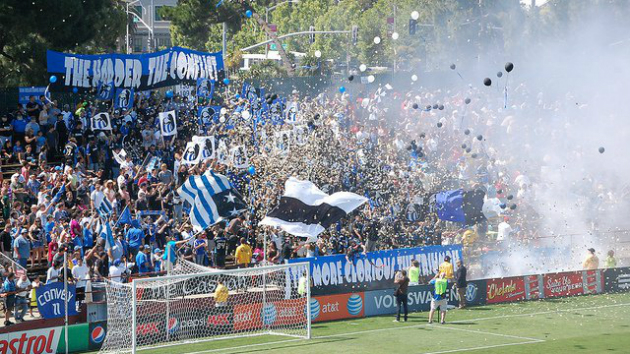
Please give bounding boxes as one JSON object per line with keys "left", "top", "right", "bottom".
{"left": 46, "top": 47, "right": 224, "bottom": 93}
{"left": 289, "top": 245, "right": 463, "bottom": 296}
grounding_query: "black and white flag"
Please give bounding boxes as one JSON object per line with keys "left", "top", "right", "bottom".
{"left": 182, "top": 141, "right": 202, "bottom": 165}
{"left": 91, "top": 112, "right": 112, "bottom": 131}
{"left": 260, "top": 177, "right": 367, "bottom": 238}
{"left": 159, "top": 110, "right": 177, "bottom": 136}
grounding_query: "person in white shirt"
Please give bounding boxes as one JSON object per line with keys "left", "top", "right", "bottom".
{"left": 90, "top": 181, "right": 106, "bottom": 210}
{"left": 15, "top": 274, "right": 31, "bottom": 322}
{"left": 72, "top": 255, "right": 89, "bottom": 305}
{"left": 497, "top": 216, "right": 513, "bottom": 242}
{"left": 46, "top": 261, "right": 62, "bottom": 284}
{"left": 109, "top": 259, "right": 128, "bottom": 284}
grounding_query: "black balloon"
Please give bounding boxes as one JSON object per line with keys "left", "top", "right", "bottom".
{"left": 437, "top": 122, "right": 443, "bottom": 128}
{"left": 507, "top": 194, "right": 513, "bottom": 200}
{"left": 419, "top": 133, "right": 426, "bottom": 138}
{"left": 426, "top": 105, "right": 432, "bottom": 110}
{"left": 471, "top": 153, "right": 478, "bottom": 158}
{"left": 497, "top": 189, "right": 503, "bottom": 194}
{"left": 412, "top": 103, "right": 419, "bottom": 109}
{"left": 348, "top": 75, "right": 354, "bottom": 81}
{"left": 450, "top": 64, "right": 456, "bottom": 70}
{"left": 497, "top": 71, "right": 503, "bottom": 78}
{"left": 271, "top": 93, "right": 278, "bottom": 100}
{"left": 418, "top": 152, "right": 424, "bottom": 158}
{"left": 265, "top": 93, "right": 271, "bottom": 99}
{"left": 510, "top": 204, "right": 517, "bottom": 210}
{"left": 464, "top": 129, "right": 470, "bottom": 135}
{"left": 466, "top": 148, "right": 472, "bottom": 153}
{"left": 464, "top": 98, "right": 471, "bottom": 104}
{"left": 483, "top": 78, "right": 492, "bottom": 86}
{"left": 438, "top": 104, "right": 445, "bottom": 110}
{"left": 500, "top": 203, "right": 507, "bottom": 209}
{"left": 477, "top": 135, "right": 483, "bottom": 141}
{"left": 432, "top": 104, "right": 438, "bottom": 109}
{"left": 599, "top": 147, "right": 605, "bottom": 154}
{"left": 461, "top": 144, "right": 467, "bottom": 149}
{"left": 505, "top": 62, "right": 514, "bottom": 72}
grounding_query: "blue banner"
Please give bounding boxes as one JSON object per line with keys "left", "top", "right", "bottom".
{"left": 35, "top": 282, "right": 78, "bottom": 319}
{"left": 47, "top": 46, "right": 224, "bottom": 92}
{"left": 18, "top": 87, "right": 46, "bottom": 104}
{"left": 288, "top": 245, "right": 463, "bottom": 296}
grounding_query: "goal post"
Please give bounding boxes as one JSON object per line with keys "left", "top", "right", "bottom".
{"left": 101, "top": 262, "right": 311, "bottom": 354}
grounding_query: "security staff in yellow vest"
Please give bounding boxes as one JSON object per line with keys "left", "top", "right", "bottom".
{"left": 408, "top": 260, "right": 420, "bottom": 285}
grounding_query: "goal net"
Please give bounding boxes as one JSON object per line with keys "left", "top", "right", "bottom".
{"left": 100, "top": 261, "right": 311, "bottom": 354}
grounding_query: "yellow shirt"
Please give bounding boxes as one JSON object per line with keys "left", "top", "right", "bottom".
{"left": 583, "top": 254, "right": 599, "bottom": 270}
{"left": 235, "top": 244, "right": 252, "bottom": 265}
{"left": 438, "top": 262, "right": 454, "bottom": 280}
{"left": 214, "top": 284, "right": 228, "bottom": 304}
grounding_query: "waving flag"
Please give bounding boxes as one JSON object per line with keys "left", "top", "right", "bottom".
{"left": 260, "top": 178, "right": 367, "bottom": 238}
{"left": 91, "top": 112, "right": 112, "bottom": 131}
{"left": 159, "top": 110, "right": 177, "bottom": 136}
{"left": 177, "top": 172, "right": 247, "bottom": 231}
{"left": 182, "top": 141, "right": 202, "bottom": 165}
{"left": 435, "top": 189, "right": 486, "bottom": 225}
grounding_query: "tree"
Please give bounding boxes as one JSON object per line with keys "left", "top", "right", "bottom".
{"left": 0, "top": 0, "right": 126, "bottom": 87}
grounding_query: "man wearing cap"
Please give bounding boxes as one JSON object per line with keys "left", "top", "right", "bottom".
{"left": 438, "top": 255, "right": 454, "bottom": 280}
{"left": 135, "top": 245, "right": 152, "bottom": 275}
{"left": 13, "top": 229, "right": 31, "bottom": 269}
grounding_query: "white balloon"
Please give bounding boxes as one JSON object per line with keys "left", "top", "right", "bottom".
{"left": 411, "top": 11, "right": 419, "bottom": 20}
{"left": 242, "top": 110, "right": 251, "bottom": 120}
{"left": 367, "top": 75, "right": 375, "bottom": 83}
{"left": 220, "top": 107, "right": 227, "bottom": 115}
{"left": 392, "top": 32, "right": 399, "bottom": 40}
{"left": 373, "top": 36, "right": 381, "bottom": 44}
{"left": 314, "top": 50, "right": 322, "bottom": 58}
{"left": 411, "top": 74, "right": 418, "bottom": 81}
{"left": 359, "top": 64, "right": 367, "bottom": 72}
{"left": 219, "top": 116, "right": 226, "bottom": 123}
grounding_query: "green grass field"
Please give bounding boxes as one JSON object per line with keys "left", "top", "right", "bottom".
{"left": 128, "top": 292, "right": 630, "bottom": 354}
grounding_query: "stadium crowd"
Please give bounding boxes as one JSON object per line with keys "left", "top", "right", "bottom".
{"left": 0, "top": 75, "right": 607, "bottom": 326}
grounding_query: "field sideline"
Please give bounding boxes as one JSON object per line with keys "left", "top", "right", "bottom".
{"left": 108, "top": 292, "right": 630, "bottom": 354}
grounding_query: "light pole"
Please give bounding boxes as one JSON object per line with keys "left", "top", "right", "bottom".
{"left": 125, "top": 0, "right": 153, "bottom": 54}
{"left": 265, "top": 0, "right": 300, "bottom": 57}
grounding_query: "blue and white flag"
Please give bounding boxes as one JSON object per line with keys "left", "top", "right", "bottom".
{"left": 91, "top": 112, "right": 112, "bottom": 131}
{"left": 96, "top": 196, "right": 113, "bottom": 217}
{"left": 117, "top": 206, "right": 133, "bottom": 226}
{"left": 159, "top": 110, "right": 177, "bottom": 136}
{"left": 177, "top": 172, "right": 246, "bottom": 231}
{"left": 114, "top": 88, "right": 134, "bottom": 110}
{"left": 196, "top": 78, "right": 215, "bottom": 99}
{"left": 182, "top": 141, "right": 203, "bottom": 165}
{"left": 197, "top": 106, "right": 220, "bottom": 126}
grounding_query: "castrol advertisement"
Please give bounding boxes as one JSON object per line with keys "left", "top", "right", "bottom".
{"left": 0, "top": 327, "right": 61, "bottom": 354}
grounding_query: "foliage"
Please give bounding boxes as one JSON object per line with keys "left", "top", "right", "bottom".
{"left": 0, "top": 0, "right": 126, "bottom": 87}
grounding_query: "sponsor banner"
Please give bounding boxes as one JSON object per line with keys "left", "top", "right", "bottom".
{"left": 581, "top": 269, "right": 603, "bottom": 294}
{"left": 88, "top": 322, "right": 107, "bottom": 350}
{"left": 364, "top": 284, "right": 458, "bottom": 317}
{"left": 35, "top": 282, "right": 78, "bottom": 319}
{"left": 0, "top": 327, "right": 62, "bottom": 354}
{"left": 288, "top": 245, "right": 463, "bottom": 295}
{"left": 543, "top": 271, "right": 585, "bottom": 298}
{"left": 457, "top": 280, "right": 487, "bottom": 306}
{"left": 18, "top": 87, "right": 46, "bottom": 104}
{"left": 604, "top": 267, "right": 630, "bottom": 293}
{"left": 46, "top": 47, "right": 224, "bottom": 92}
{"left": 524, "top": 274, "right": 544, "bottom": 300}
{"left": 486, "top": 277, "right": 526, "bottom": 304}
{"left": 167, "top": 311, "right": 233, "bottom": 339}
{"left": 310, "top": 293, "right": 364, "bottom": 322}
{"left": 233, "top": 298, "right": 307, "bottom": 331}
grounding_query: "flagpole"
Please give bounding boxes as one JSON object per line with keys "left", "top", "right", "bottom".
{"left": 64, "top": 252, "right": 69, "bottom": 354}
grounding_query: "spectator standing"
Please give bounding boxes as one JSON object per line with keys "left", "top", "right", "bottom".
{"left": 15, "top": 274, "right": 31, "bottom": 322}
{"left": 135, "top": 245, "right": 152, "bottom": 275}
{"left": 408, "top": 260, "right": 420, "bottom": 285}
{"left": 454, "top": 260, "right": 467, "bottom": 309}
{"left": 393, "top": 270, "right": 410, "bottom": 322}
{"left": 583, "top": 248, "right": 599, "bottom": 270}
{"left": 605, "top": 250, "right": 617, "bottom": 269}
{"left": 2, "top": 272, "right": 17, "bottom": 326}
{"left": 438, "top": 256, "right": 454, "bottom": 280}
{"left": 234, "top": 238, "right": 252, "bottom": 267}
{"left": 13, "top": 229, "right": 31, "bottom": 269}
